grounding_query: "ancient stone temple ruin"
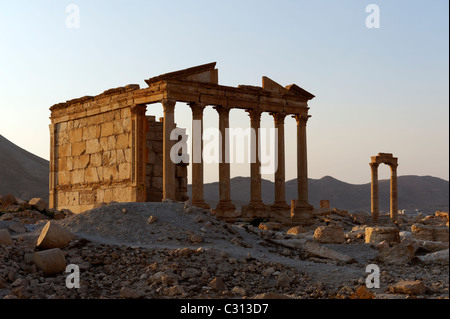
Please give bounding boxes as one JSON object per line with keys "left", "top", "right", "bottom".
{"left": 49, "top": 62, "right": 315, "bottom": 224}
{"left": 370, "top": 153, "right": 398, "bottom": 223}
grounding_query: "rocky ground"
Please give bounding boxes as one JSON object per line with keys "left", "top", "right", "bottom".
{"left": 0, "top": 194, "right": 448, "bottom": 299}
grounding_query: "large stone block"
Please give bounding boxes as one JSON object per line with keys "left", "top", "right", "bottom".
{"left": 58, "top": 157, "right": 73, "bottom": 171}
{"left": 112, "top": 187, "right": 132, "bottom": 202}
{"left": 58, "top": 143, "right": 71, "bottom": 157}
{"left": 79, "top": 191, "right": 96, "bottom": 205}
{"left": 72, "top": 169, "right": 85, "bottom": 184}
{"left": 116, "top": 149, "right": 127, "bottom": 164}
{"left": 124, "top": 149, "right": 132, "bottom": 163}
{"left": 101, "top": 122, "right": 114, "bottom": 137}
{"left": 411, "top": 224, "right": 449, "bottom": 242}
{"left": 86, "top": 138, "right": 101, "bottom": 154}
{"left": 69, "top": 127, "right": 83, "bottom": 142}
{"left": 122, "top": 117, "right": 132, "bottom": 132}
{"left": 73, "top": 155, "right": 90, "bottom": 170}
{"left": 58, "top": 171, "right": 71, "bottom": 185}
{"left": 116, "top": 133, "right": 130, "bottom": 149}
{"left": 365, "top": 227, "right": 400, "bottom": 244}
{"left": 102, "top": 151, "right": 117, "bottom": 166}
{"left": 113, "top": 120, "right": 125, "bottom": 135}
{"left": 313, "top": 225, "right": 345, "bottom": 244}
{"left": 85, "top": 167, "right": 100, "bottom": 183}
{"left": 118, "top": 163, "right": 131, "bottom": 180}
{"left": 121, "top": 108, "right": 131, "bottom": 119}
{"left": 90, "top": 153, "right": 102, "bottom": 167}
{"left": 71, "top": 141, "right": 86, "bottom": 156}
{"left": 103, "top": 165, "right": 118, "bottom": 181}
{"left": 83, "top": 126, "right": 100, "bottom": 140}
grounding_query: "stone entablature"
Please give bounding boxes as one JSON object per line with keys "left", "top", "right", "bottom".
{"left": 50, "top": 62, "right": 315, "bottom": 224}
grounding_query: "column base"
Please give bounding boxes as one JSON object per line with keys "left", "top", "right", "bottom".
{"left": 269, "top": 202, "right": 292, "bottom": 225}
{"left": 215, "top": 201, "right": 237, "bottom": 222}
{"left": 241, "top": 201, "right": 269, "bottom": 221}
{"left": 290, "top": 200, "right": 314, "bottom": 226}
{"left": 191, "top": 200, "right": 210, "bottom": 210}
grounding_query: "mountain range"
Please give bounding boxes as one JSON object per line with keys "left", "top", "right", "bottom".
{"left": 0, "top": 134, "right": 448, "bottom": 213}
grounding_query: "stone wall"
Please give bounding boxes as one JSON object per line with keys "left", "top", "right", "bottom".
{"left": 53, "top": 107, "right": 134, "bottom": 213}
{"left": 145, "top": 116, "right": 188, "bottom": 203}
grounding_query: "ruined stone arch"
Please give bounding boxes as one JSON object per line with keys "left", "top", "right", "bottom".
{"left": 370, "top": 153, "right": 398, "bottom": 223}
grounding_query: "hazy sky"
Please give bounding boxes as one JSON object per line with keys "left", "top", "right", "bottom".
{"left": 0, "top": 0, "right": 448, "bottom": 184}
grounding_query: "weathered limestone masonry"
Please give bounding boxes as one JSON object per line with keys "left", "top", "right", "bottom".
{"left": 49, "top": 87, "right": 188, "bottom": 213}
{"left": 145, "top": 116, "right": 188, "bottom": 203}
{"left": 50, "top": 62, "right": 315, "bottom": 225}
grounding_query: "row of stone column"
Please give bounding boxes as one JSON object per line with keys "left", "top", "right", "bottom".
{"left": 161, "top": 99, "right": 312, "bottom": 224}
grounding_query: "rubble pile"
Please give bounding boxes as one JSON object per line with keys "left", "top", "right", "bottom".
{"left": 1, "top": 194, "right": 448, "bottom": 299}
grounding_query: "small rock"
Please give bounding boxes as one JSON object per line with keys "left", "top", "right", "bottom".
{"left": 287, "top": 226, "right": 307, "bottom": 235}
{"left": 253, "top": 292, "right": 291, "bottom": 299}
{"left": 258, "top": 222, "right": 281, "bottom": 231}
{"left": 389, "top": 280, "right": 427, "bottom": 295}
{"left": 231, "top": 286, "right": 246, "bottom": 296}
{"left": 190, "top": 233, "right": 203, "bottom": 243}
{"left": 0, "top": 213, "right": 14, "bottom": 221}
{"left": 262, "top": 267, "right": 275, "bottom": 277}
{"left": 147, "top": 215, "right": 158, "bottom": 224}
{"left": 0, "top": 194, "right": 18, "bottom": 210}
{"left": 28, "top": 198, "right": 49, "bottom": 212}
{"left": 377, "top": 241, "right": 415, "bottom": 264}
{"left": 120, "top": 287, "right": 143, "bottom": 299}
{"left": 376, "top": 240, "right": 390, "bottom": 250}
{"left": 122, "top": 208, "right": 128, "bottom": 214}
{"left": 0, "top": 229, "right": 13, "bottom": 245}
{"left": 349, "top": 285, "right": 375, "bottom": 299}
{"left": 9, "top": 222, "right": 27, "bottom": 234}
{"left": 208, "top": 277, "right": 226, "bottom": 291}
{"left": 277, "top": 273, "right": 292, "bottom": 288}
{"left": 417, "top": 249, "right": 449, "bottom": 265}
{"left": 53, "top": 211, "right": 65, "bottom": 220}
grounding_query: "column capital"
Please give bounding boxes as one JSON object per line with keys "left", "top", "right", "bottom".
{"left": 213, "top": 105, "right": 231, "bottom": 117}
{"left": 293, "top": 113, "right": 311, "bottom": 126}
{"left": 162, "top": 99, "right": 176, "bottom": 113}
{"left": 370, "top": 162, "right": 379, "bottom": 169}
{"left": 246, "top": 109, "right": 262, "bottom": 122}
{"left": 270, "top": 111, "right": 286, "bottom": 124}
{"left": 189, "top": 102, "right": 207, "bottom": 119}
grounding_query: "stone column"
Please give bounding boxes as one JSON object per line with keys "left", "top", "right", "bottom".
{"left": 390, "top": 164, "right": 398, "bottom": 222}
{"left": 370, "top": 163, "right": 379, "bottom": 223}
{"left": 49, "top": 124, "right": 57, "bottom": 209}
{"left": 248, "top": 109, "right": 263, "bottom": 204}
{"left": 214, "top": 106, "right": 236, "bottom": 220}
{"left": 291, "top": 113, "right": 313, "bottom": 225}
{"left": 162, "top": 99, "right": 176, "bottom": 201}
{"left": 270, "top": 112, "right": 290, "bottom": 223}
{"left": 241, "top": 109, "right": 268, "bottom": 220}
{"left": 189, "top": 102, "right": 209, "bottom": 209}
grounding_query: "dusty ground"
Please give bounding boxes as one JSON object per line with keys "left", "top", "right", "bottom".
{"left": 0, "top": 201, "right": 448, "bottom": 299}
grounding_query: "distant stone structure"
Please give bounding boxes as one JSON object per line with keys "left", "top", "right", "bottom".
{"left": 49, "top": 62, "right": 315, "bottom": 224}
{"left": 370, "top": 153, "right": 398, "bottom": 223}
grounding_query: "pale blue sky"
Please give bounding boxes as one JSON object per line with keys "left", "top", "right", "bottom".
{"left": 0, "top": 0, "right": 448, "bottom": 184}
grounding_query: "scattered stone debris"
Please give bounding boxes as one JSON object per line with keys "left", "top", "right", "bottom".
{"left": 0, "top": 196, "right": 448, "bottom": 299}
